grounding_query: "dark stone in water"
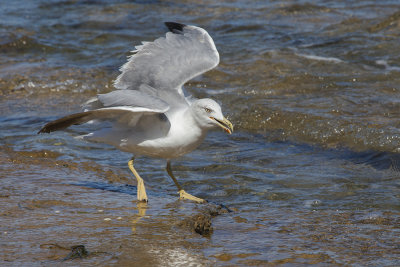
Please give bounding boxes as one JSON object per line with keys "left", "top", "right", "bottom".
{"left": 63, "top": 245, "right": 89, "bottom": 261}
{"left": 192, "top": 214, "right": 212, "bottom": 236}
{"left": 182, "top": 203, "right": 234, "bottom": 236}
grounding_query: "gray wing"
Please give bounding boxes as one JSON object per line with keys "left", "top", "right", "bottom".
{"left": 114, "top": 22, "right": 220, "bottom": 98}
{"left": 38, "top": 106, "right": 169, "bottom": 134}
{"left": 97, "top": 87, "right": 169, "bottom": 110}
{"left": 84, "top": 84, "right": 170, "bottom": 111}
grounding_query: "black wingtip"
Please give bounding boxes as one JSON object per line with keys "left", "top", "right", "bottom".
{"left": 164, "top": 22, "right": 186, "bottom": 34}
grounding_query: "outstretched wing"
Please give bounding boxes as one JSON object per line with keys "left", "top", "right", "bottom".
{"left": 38, "top": 106, "right": 168, "bottom": 134}
{"left": 83, "top": 84, "right": 170, "bottom": 112}
{"left": 114, "top": 22, "right": 220, "bottom": 98}
{"left": 97, "top": 87, "right": 169, "bottom": 110}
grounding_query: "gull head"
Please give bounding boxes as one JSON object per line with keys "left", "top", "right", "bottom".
{"left": 190, "top": 98, "right": 233, "bottom": 134}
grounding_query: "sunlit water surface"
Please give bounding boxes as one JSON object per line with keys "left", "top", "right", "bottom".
{"left": 1, "top": 0, "right": 399, "bottom": 266}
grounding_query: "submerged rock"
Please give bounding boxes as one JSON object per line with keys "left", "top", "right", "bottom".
{"left": 180, "top": 203, "right": 233, "bottom": 236}
{"left": 63, "top": 245, "right": 89, "bottom": 261}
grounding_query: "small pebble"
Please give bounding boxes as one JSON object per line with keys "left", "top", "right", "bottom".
{"left": 98, "top": 209, "right": 104, "bottom": 212}
{"left": 104, "top": 218, "right": 111, "bottom": 221}
{"left": 117, "top": 217, "right": 122, "bottom": 220}
{"left": 55, "top": 210, "right": 60, "bottom": 213}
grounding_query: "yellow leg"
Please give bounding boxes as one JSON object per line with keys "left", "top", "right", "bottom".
{"left": 128, "top": 157, "right": 148, "bottom": 202}
{"left": 166, "top": 161, "right": 206, "bottom": 203}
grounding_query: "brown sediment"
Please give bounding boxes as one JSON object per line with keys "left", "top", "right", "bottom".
{"left": 0, "top": 68, "right": 112, "bottom": 95}
{"left": 3, "top": 146, "right": 130, "bottom": 184}
{"left": 0, "top": 67, "right": 115, "bottom": 117}
{"left": 212, "top": 252, "right": 261, "bottom": 262}
{"left": 0, "top": 146, "right": 221, "bottom": 265}
{"left": 368, "top": 10, "right": 400, "bottom": 33}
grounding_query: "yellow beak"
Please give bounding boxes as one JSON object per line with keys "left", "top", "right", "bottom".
{"left": 210, "top": 117, "right": 233, "bottom": 134}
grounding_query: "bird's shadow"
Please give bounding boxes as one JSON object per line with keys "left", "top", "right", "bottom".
{"left": 69, "top": 181, "right": 234, "bottom": 212}
{"left": 70, "top": 181, "right": 138, "bottom": 196}
{"left": 69, "top": 180, "right": 233, "bottom": 237}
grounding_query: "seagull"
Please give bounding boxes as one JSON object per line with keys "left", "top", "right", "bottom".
{"left": 38, "top": 22, "right": 233, "bottom": 204}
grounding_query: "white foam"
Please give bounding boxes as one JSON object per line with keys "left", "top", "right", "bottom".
{"left": 297, "top": 53, "right": 343, "bottom": 63}
{"left": 149, "top": 247, "right": 207, "bottom": 267}
{"left": 376, "top": 59, "right": 400, "bottom": 71}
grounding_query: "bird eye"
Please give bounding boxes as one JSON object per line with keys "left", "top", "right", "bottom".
{"left": 204, "top": 107, "right": 212, "bottom": 113}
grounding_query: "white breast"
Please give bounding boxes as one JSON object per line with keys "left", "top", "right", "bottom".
{"left": 125, "top": 108, "right": 208, "bottom": 159}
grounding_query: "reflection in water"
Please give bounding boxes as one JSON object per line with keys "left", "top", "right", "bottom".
{"left": 131, "top": 202, "right": 148, "bottom": 233}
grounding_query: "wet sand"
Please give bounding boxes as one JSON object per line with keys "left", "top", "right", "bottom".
{"left": 1, "top": 147, "right": 225, "bottom": 266}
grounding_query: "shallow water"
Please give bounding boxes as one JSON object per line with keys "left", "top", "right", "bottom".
{"left": 1, "top": 0, "right": 400, "bottom": 266}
